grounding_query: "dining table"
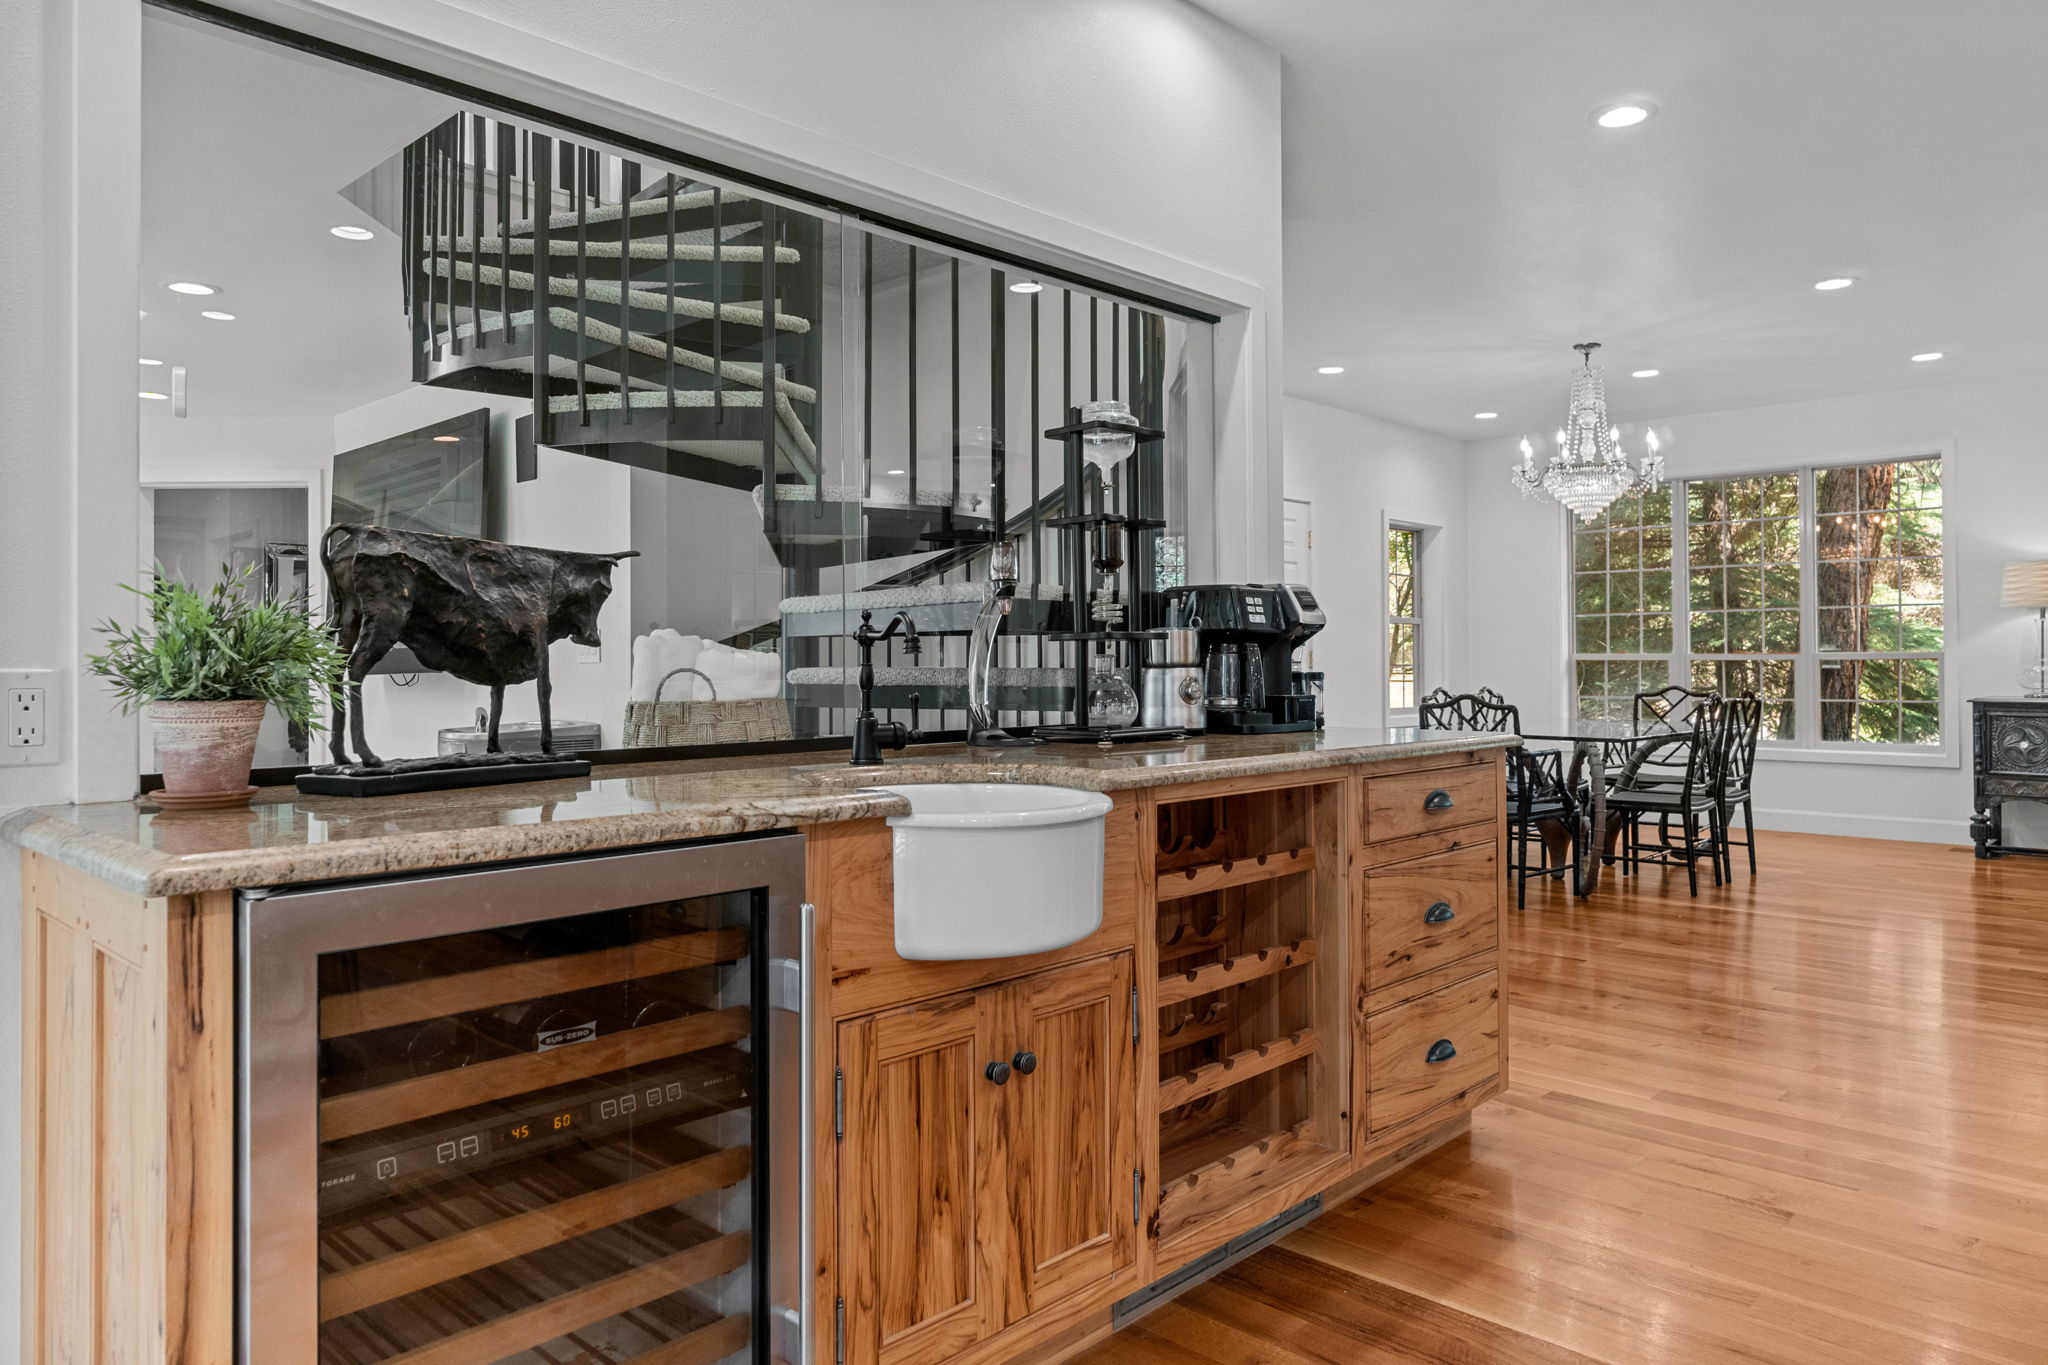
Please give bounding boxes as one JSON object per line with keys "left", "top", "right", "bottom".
{"left": 1513, "top": 716, "right": 1696, "bottom": 896}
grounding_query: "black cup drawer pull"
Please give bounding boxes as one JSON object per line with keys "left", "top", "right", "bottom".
{"left": 985, "top": 1061, "right": 1012, "bottom": 1085}
{"left": 1425, "top": 1038, "right": 1458, "bottom": 1065}
{"left": 1423, "top": 788, "right": 1456, "bottom": 811}
{"left": 1011, "top": 1050, "right": 1038, "bottom": 1075}
{"left": 1424, "top": 901, "right": 1457, "bottom": 924}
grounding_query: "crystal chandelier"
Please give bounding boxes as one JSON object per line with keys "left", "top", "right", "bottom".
{"left": 1510, "top": 342, "right": 1664, "bottom": 522}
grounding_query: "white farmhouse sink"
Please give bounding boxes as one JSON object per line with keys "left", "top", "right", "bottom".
{"left": 866, "top": 783, "right": 1114, "bottom": 961}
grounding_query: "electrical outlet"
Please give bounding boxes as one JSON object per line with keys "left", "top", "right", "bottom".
{"left": 0, "top": 668, "right": 59, "bottom": 766}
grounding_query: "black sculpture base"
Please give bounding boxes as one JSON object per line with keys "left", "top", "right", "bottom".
{"left": 295, "top": 751, "right": 592, "bottom": 798}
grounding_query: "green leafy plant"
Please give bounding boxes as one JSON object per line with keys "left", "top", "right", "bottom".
{"left": 86, "top": 565, "right": 345, "bottom": 730}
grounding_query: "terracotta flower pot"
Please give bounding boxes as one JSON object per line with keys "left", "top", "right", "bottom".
{"left": 149, "top": 699, "right": 267, "bottom": 805}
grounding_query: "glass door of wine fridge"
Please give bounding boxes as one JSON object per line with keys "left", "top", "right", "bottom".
{"left": 241, "top": 833, "right": 809, "bottom": 1365}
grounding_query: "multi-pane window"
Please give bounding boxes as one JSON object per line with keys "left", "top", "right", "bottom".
{"left": 1387, "top": 526, "right": 1421, "bottom": 712}
{"left": 1816, "top": 458, "right": 1944, "bottom": 744}
{"left": 1685, "top": 473, "right": 1800, "bottom": 740}
{"left": 1572, "top": 489, "right": 1672, "bottom": 720}
{"left": 1570, "top": 456, "right": 1945, "bottom": 749}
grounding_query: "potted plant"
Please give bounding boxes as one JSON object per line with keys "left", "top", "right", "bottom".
{"left": 88, "top": 565, "right": 345, "bottom": 807}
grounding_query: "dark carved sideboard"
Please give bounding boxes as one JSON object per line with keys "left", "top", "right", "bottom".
{"left": 1970, "top": 697, "right": 2048, "bottom": 858}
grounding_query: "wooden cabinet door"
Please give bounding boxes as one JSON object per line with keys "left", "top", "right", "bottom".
{"left": 997, "top": 953, "right": 1138, "bottom": 1326}
{"left": 838, "top": 989, "right": 1007, "bottom": 1365}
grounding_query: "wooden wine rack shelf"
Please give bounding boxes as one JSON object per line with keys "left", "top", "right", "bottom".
{"left": 1155, "top": 938, "right": 1318, "bottom": 1008}
{"left": 320, "top": 1144, "right": 753, "bottom": 1320}
{"left": 1154, "top": 846, "right": 1314, "bottom": 901}
{"left": 320, "top": 1004, "right": 752, "bottom": 1142}
{"left": 320, "top": 925, "right": 749, "bottom": 1039}
{"left": 379, "top": 1228, "right": 751, "bottom": 1365}
{"left": 1155, "top": 1028, "right": 1319, "bottom": 1113}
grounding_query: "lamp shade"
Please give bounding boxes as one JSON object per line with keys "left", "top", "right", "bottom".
{"left": 2002, "top": 560, "right": 2048, "bottom": 608}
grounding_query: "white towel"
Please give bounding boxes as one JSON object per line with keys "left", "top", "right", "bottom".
{"left": 692, "top": 639, "right": 782, "bottom": 700}
{"left": 630, "top": 630, "right": 705, "bottom": 703}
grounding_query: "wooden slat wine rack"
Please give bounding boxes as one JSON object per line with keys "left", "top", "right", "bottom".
{"left": 1150, "top": 783, "right": 1349, "bottom": 1243}
{"left": 314, "top": 902, "right": 759, "bottom": 1363}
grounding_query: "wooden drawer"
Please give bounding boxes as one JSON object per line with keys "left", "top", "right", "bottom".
{"left": 1363, "top": 841, "right": 1499, "bottom": 992}
{"left": 1364, "top": 968, "right": 1500, "bottom": 1137}
{"left": 1363, "top": 760, "right": 1499, "bottom": 843}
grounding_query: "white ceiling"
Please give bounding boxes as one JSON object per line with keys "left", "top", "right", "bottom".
{"left": 1197, "top": 0, "right": 2048, "bottom": 439}
{"left": 140, "top": 14, "right": 459, "bottom": 420}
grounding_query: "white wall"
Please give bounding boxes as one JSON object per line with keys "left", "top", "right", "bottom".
{"left": 1466, "top": 370, "right": 2048, "bottom": 843}
{"left": 1281, "top": 397, "right": 1468, "bottom": 727}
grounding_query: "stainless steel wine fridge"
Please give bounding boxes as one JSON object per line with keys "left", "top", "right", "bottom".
{"left": 240, "top": 832, "right": 811, "bottom": 1365}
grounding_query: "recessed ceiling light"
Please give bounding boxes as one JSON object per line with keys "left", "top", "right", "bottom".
{"left": 1474, "top": 412, "right": 1499, "bottom": 420}
{"left": 166, "top": 281, "right": 218, "bottom": 295}
{"left": 1813, "top": 276, "right": 1858, "bottom": 291}
{"left": 432, "top": 434, "right": 462, "bottom": 442}
{"left": 1316, "top": 365, "right": 1345, "bottom": 375}
{"left": 1008, "top": 280, "right": 1043, "bottom": 294}
{"left": 1631, "top": 368, "right": 1660, "bottom": 378}
{"left": 1911, "top": 351, "right": 1945, "bottom": 362}
{"left": 1593, "top": 102, "right": 1654, "bottom": 129}
{"left": 199, "top": 310, "right": 236, "bottom": 321}
{"left": 885, "top": 469, "right": 906, "bottom": 476}
{"left": 329, "top": 225, "right": 375, "bottom": 241}
{"left": 139, "top": 357, "right": 163, "bottom": 366}
{"left": 139, "top": 390, "right": 168, "bottom": 401}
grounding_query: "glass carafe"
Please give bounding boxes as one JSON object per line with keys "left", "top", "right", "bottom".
{"left": 1085, "top": 649, "right": 1141, "bottom": 729}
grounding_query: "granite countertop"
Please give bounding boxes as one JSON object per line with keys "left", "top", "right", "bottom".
{"left": 0, "top": 727, "right": 1513, "bottom": 898}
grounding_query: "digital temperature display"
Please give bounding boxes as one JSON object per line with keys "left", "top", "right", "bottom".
{"left": 495, "top": 1108, "right": 578, "bottom": 1147}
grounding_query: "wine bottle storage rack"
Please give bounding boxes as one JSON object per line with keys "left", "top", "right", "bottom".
{"left": 1151, "top": 783, "right": 1345, "bottom": 1236}
{"left": 321, "top": 1005, "right": 753, "bottom": 1142}
{"left": 1154, "top": 846, "right": 1315, "bottom": 901}
{"left": 311, "top": 892, "right": 761, "bottom": 1365}
{"left": 322, "top": 925, "right": 749, "bottom": 1039}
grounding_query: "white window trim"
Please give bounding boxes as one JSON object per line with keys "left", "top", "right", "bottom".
{"left": 1382, "top": 512, "right": 1438, "bottom": 727}
{"left": 1565, "top": 442, "right": 1957, "bottom": 767}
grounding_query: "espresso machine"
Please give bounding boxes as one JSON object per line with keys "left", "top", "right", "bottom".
{"left": 1177, "top": 583, "right": 1327, "bottom": 733}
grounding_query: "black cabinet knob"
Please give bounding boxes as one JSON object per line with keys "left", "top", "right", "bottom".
{"left": 1424, "top": 901, "right": 1456, "bottom": 924}
{"left": 985, "top": 1060, "right": 1011, "bottom": 1085}
{"left": 1425, "top": 1038, "right": 1458, "bottom": 1065}
{"left": 1423, "top": 788, "right": 1456, "bottom": 811}
{"left": 1011, "top": 1050, "right": 1038, "bottom": 1075}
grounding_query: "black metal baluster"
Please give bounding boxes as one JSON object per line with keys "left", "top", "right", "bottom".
{"left": 404, "top": 142, "right": 424, "bottom": 381}
{"left": 760, "top": 203, "right": 779, "bottom": 531}
{"left": 426, "top": 129, "right": 442, "bottom": 363}
{"left": 665, "top": 174, "right": 677, "bottom": 419}
{"left": 1089, "top": 295, "right": 1099, "bottom": 400}
{"left": 574, "top": 141, "right": 589, "bottom": 426}
{"left": 529, "top": 132, "right": 553, "bottom": 466}
{"left": 1111, "top": 301, "right": 1121, "bottom": 400}
{"left": 1029, "top": 285, "right": 1041, "bottom": 585}
{"left": 862, "top": 233, "right": 874, "bottom": 499}
{"left": 618, "top": 157, "right": 636, "bottom": 425}
{"left": 991, "top": 269, "right": 1006, "bottom": 539}
{"left": 469, "top": 114, "right": 484, "bottom": 353}
{"left": 907, "top": 246, "right": 919, "bottom": 507}
{"left": 949, "top": 257, "right": 961, "bottom": 525}
{"left": 712, "top": 186, "right": 724, "bottom": 422}
{"left": 497, "top": 119, "right": 513, "bottom": 343}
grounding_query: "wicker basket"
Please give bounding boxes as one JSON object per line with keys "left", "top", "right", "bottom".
{"left": 621, "top": 667, "right": 793, "bottom": 747}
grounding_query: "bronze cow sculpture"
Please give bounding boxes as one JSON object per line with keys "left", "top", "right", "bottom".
{"left": 321, "top": 524, "right": 636, "bottom": 767}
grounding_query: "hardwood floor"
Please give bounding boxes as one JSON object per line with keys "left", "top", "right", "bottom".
{"left": 1081, "top": 830, "right": 2048, "bottom": 1365}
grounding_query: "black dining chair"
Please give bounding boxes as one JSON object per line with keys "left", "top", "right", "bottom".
{"left": 1608, "top": 717, "right": 1724, "bottom": 896}
{"left": 1634, "top": 684, "right": 1720, "bottom": 736}
{"left": 1713, "top": 693, "right": 1763, "bottom": 880}
{"left": 1418, "top": 687, "right": 1579, "bottom": 908}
